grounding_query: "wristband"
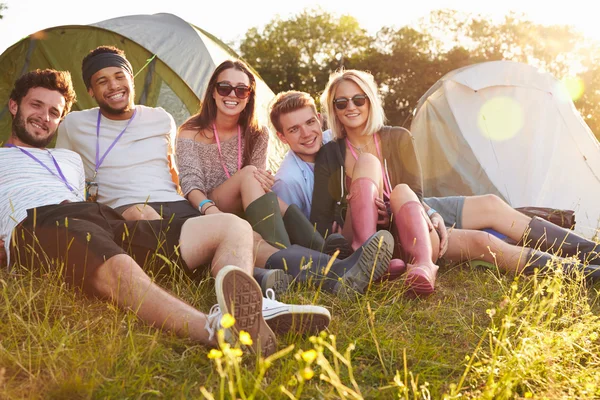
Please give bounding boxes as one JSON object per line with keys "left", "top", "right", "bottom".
{"left": 198, "top": 199, "right": 215, "bottom": 214}
{"left": 427, "top": 208, "right": 437, "bottom": 217}
{"left": 202, "top": 204, "right": 217, "bottom": 214}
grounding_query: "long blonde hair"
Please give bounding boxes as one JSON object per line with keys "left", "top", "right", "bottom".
{"left": 321, "top": 69, "right": 385, "bottom": 140}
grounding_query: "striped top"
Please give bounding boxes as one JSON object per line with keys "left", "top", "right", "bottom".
{"left": 0, "top": 147, "right": 85, "bottom": 265}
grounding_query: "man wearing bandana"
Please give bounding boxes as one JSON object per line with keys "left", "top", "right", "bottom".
{"left": 56, "top": 46, "right": 188, "bottom": 220}
{"left": 1, "top": 69, "right": 337, "bottom": 356}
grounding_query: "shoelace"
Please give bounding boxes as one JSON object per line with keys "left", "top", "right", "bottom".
{"left": 263, "top": 288, "right": 286, "bottom": 311}
{"left": 205, "top": 304, "right": 222, "bottom": 341}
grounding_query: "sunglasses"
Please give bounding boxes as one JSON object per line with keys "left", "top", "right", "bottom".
{"left": 215, "top": 82, "right": 252, "bottom": 99}
{"left": 333, "top": 94, "right": 369, "bottom": 110}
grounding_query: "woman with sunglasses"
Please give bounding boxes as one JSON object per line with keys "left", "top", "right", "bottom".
{"left": 311, "top": 69, "right": 440, "bottom": 296}
{"left": 176, "top": 60, "right": 342, "bottom": 255}
{"left": 312, "top": 69, "right": 600, "bottom": 296}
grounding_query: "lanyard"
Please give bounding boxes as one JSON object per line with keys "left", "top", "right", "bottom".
{"left": 95, "top": 108, "right": 137, "bottom": 178}
{"left": 6, "top": 144, "right": 76, "bottom": 193}
{"left": 212, "top": 123, "right": 241, "bottom": 179}
{"left": 345, "top": 134, "right": 393, "bottom": 199}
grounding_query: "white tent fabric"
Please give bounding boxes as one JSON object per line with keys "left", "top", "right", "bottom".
{"left": 411, "top": 60, "right": 600, "bottom": 237}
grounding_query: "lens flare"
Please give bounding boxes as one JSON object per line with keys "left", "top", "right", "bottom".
{"left": 477, "top": 96, "right": 524, "bottom": 141}
{"left": 561, "top": 76, "right": 585, "bottom": 102}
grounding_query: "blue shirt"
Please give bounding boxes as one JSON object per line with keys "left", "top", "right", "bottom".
{"left": 273, "top": 130, "right": 333, "bottom": 219}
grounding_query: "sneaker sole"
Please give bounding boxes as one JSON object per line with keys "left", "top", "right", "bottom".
{"left": 260, "top": 269, "right": 293, "bottom": 297}
{"left": 265, "top": 306, "right": 331, "bottom": 336}
{"left": 333, "top": 230, "right": 394, "bottom": 297}
{"left": 215, "top": 266, "right": 277, "bottom": 357}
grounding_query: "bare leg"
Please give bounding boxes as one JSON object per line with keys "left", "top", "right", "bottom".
{"left": 252, "top": 232, "right": 279, "bottom": 268}
{"left": 209, "top": 166, "right": 289, "bottom": 216}
{"left": 443, "top": 229, "right": 531, "bottom": 273}
{"left": 178, "top": 213, "right": 255, "bottom": 276}
{"left": 461, "top": 195, "right": 531, "bottom": 242}
{"left": 121, "top": 204, "right": 163, "bottom": 221}
{"left": 390, "top": 184, "right": 440, "bottom": 262}
{"left": 90, "top": 253, "right": 216, "bottom": 346}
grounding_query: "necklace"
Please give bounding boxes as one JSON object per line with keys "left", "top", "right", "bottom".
{"left": 345, "top": 137, "right": 372, "bottom": 153}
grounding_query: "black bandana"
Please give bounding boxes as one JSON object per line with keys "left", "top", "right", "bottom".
{"left": 82, "top": 53, "right": 133, "bottom": 88}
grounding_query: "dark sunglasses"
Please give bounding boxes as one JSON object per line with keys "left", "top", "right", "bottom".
{"left": 215, "top": 82, "right": 252, "bottom": 99}
{"left": 333, "top": 94, "right": 369, "bottom": 110}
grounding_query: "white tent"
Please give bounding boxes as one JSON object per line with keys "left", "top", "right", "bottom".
{"left": 410, "top": 60, "right": 600, "bottom": 237}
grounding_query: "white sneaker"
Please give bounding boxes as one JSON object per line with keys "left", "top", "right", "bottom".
{"left": 262, "top": 288, "right": 331, "bottom": 335}
{"left": 205, "top": 304, "right": 232, "bottom": 344}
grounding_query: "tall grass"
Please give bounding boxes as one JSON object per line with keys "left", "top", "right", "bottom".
{"left": 0, "top": 257, "right": 598, "bottom": 399}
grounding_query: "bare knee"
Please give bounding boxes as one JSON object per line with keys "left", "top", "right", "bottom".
{"left": 122, "top": 204, "right": 162, "bottom": 221}
{"left": 466, "top": 230, "right": 495, "bottom": 253}
{"left": 478, "top": 194, "right": 505, "bottom": 214}
{"left": 355, "top": 153, "right": 380, "bottom": 168}
{"left": 215, "top": 213, "right": 253, "bottom": 239}
{"left": 390, "top": 184, "right": 417, "bottom": 209}
{"left": 240, "top": 165, "right": 258, "bottom": 177}
{"left": 91, "top": 254, "right": 144, "bottom": 299}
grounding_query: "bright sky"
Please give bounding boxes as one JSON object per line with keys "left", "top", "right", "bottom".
{"left": 1, "top": 0, "right": 599, "bottom": 54}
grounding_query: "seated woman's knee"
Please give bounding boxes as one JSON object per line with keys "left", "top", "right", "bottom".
{"left": 390, "top": 184, "right": 416, "bottom": 208}
{"left": 240, "top": 165, "right": 258, "bottom": 177}
{"left": 355, "top": 152, "right": 380, "bottom": 168}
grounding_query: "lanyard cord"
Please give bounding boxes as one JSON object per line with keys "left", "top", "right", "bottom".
{"left": 95, "top": 108, "right": 137, "bottom": 178}
{"left": 212, "top": 123, "right": 241, "bottom": 179}
{"left": 6, "top": 144, "right": 77, "bottom": 193}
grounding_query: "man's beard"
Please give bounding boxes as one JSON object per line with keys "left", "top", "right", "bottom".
{"left": 12, "top": 109, "right": 55, "bottom": 148}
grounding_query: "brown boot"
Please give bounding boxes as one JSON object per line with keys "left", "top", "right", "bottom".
{"left": 393, "top": 201, "right": 439, "bottom": 296}
{"left": 522, "top": 248, "right": 600, "bottom": 282}
{"left": 525, "top": 217, "right": 600, "bottom": 265}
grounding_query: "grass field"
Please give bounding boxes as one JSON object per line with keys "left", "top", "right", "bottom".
{"left": 0, "top": 258, "right": 599, "bottom": 399}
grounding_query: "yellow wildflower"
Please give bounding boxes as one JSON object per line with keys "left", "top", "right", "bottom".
{"left": 301, "top": 349, "right": 317, "bottom": 364}
{"left": 221, "top": 313, "right": 235, "bottom": 329}
{"left": 207, "top": 349, "right": 223, "bottom": 359}
{"left": 300, "top": 367, "right": 314, "bottom": 381}
{"left": 239, "top": 330, "right": 253, "bottom": 346}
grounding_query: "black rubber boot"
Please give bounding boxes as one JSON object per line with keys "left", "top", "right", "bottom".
{"left": 282, "top": 204, "right": 326, "bottom": 250}
{"left": 265, "top": 230, "right": 394, "bottom": 296}
{"left": 323, "top": 233, "right": 354, "bottom": 260}
{"left": 525, "top": 216, "right": 600, "bottom": 265}
{"left": 245, "top": 192, "right": 291, "bottom": 249}
{"left": 282, "top": 204, "right": 353, "bottom": 258}
{"left": 522, "top": 249, "right": 600, "bottom": 283}
{"left": 252, "top": 268, "right": 293, "bottom": 297}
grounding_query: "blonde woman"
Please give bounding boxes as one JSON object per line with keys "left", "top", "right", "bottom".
{"left": 312, "top": 69, "right": 600, "bottom": 296}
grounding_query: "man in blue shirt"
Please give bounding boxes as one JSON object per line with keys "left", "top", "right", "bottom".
{"left": 271, "top": 91, "right": 332, "bottom": 219}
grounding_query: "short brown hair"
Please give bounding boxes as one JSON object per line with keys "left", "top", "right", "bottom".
{"left": 9, "top": 69, "right": 76, "bottom": 118}
{"left": 269, "top": 91, "right": 318, "bottom": 133}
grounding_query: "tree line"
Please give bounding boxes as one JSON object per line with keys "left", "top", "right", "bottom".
{"left": 238, "top": 8, "right": 600, "bottom": 138}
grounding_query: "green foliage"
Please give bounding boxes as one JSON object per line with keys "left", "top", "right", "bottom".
{"left": 0, "top": 3, "right": 6, "bottom": 20}
{"left": 240, "top": 7, "right": 600, "bottom": 136}
{"left": 240, "top": 7, "right": 371, "bottom": 100}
